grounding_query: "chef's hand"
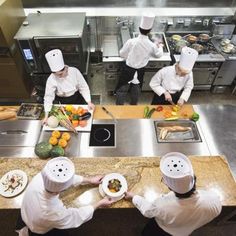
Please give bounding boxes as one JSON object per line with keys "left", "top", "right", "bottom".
{"left": 87, "top": 175, "right": 104, "bottom": 185}
{"left": 177, "top": 98, "right": 184, "bottom": 106}
{"left": 124, "top": 191, "right": 135, "bottom": 200}
{"left": 94, "top": 197, "right": 115, "bottom": 209}
{"left": 164, "top": 92, "right": 172, "bottom": 102}
{"left": 87, "top": 102, "right": 95, "bottom": 111}
{"left": 41, "top": 114, "right": 48, "bottom": 125}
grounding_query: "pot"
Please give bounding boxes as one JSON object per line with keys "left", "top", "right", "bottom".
{"left": 220, "top": 38, "right": 231, "bottom": 46}
{"left": 175, "top": 39, "right": 188, "bottom": 53}
{"left": 191, "top": 43, "right": 204, "bottom": 53}
{"left": 187, "top": 35, "right": 197, "bottom": 44}
{"left": 198, "top": 34, "right": 211, "bottom": 43}
{"left": 171, "top": 34, "right": 182, "bottom": 42}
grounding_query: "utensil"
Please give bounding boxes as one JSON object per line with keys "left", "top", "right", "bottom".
{"left": 169, "top": 100, "right": 176, "bottom": 106}
{"left": 102, "top": 107, "right": 117, "bottom": 123}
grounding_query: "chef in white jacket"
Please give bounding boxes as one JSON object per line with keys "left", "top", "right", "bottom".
{"left": 125, "top": 152, "right": 222, "bottom": 236}
{"left": 43, "top": 49, "right": 95, "bottom": 124}
{"left": 150, "top": 47, "right": 198, "bottom": 106}
{"left": 16, "top": 157, "right": 114, "bottom": 236}
{"left": 115, "top": 12, "right": 163, "bottom": 105}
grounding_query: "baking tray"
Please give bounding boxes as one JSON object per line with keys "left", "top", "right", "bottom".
{"left": 17, "top": 103, "right": 44, "bottom": 120}
{"left": 154, "top": 119, "right": 202, "bottom": 143}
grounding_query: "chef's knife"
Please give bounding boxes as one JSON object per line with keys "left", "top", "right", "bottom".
{"left": 102, "top": 107, "right": 117, "bottom": 123}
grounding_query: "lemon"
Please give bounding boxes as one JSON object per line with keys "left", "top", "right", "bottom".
{"left": 65, "top": 105, "right": 73, "bottom": 112}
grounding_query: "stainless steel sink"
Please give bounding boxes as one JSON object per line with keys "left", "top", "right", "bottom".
{"left": 154, "top": 119, "right": 202, "bottom": 143}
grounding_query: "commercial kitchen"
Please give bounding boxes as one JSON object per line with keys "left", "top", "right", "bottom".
{"left": 0, "top": 0, "right": 236, "bottom": 235}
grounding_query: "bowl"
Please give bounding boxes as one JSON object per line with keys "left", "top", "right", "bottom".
{"left": 99, "top": 173, "right": 128, "bottom": 201}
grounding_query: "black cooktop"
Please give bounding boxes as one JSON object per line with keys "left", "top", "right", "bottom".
{"left": 89, "top": 124, "right": 115, "bottom": 147}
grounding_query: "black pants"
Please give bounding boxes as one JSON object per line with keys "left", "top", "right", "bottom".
{"left": 15, "top": 213, "right": 70, "bottom": 236}
{"left": 142, "top": 218, "right": 171, "bottom": 236}
{"left": 55, "top": 91, "right": 87, "bottom": 105}
{"left": 151, "top": 91, "right": 182, "bottom": 105}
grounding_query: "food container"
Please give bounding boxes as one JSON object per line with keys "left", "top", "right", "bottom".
{"left": 17, "top": 103, "right": 44, "bottom": 120}
{"left": 191, "top": 43, "right": 203, "bottom": 53}
{"left": 220, "top": 38, "right": 231, "bottom": 46}
{"left": 171, "top": 34, "right": 182, "bottom": 42}
{"left": 99, "top": 173, "right": 128, "bottom": 201}
{"left": 198, "top": 34, "right": 210, "bottom": 43}
{"left": 175, "top": 39, "right": 188, "bottom": 53}
{"left": 187, "top": 35, "right": 197, "bottom": 44}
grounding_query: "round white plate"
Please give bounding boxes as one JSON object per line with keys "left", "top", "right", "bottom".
{"left": 0, "top": 170, "right": 28, "bottom": 198}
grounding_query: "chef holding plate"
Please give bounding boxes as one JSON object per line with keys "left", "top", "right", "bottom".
{"left": 16, "top": 157, "right": 114, "bottom": 236}
{"left": 150, "top": 47, "right": 198, "bottom": 106}
{"left": 42, "top": 49, "right": 95, "bottom": 124}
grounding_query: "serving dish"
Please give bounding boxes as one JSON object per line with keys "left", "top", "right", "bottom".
{"left": 17, "top": 103, "right": 43, "bottom": 120}
{"left": 99, "top": 173, "right": 128, "bottom": 201}
{"left": 0, "top": 170, "right": 28, "bottom": 197}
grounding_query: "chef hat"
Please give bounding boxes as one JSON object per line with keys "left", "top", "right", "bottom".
{"left": 160, "top": 152, "right": 195, "bottom": 194}
{"left": 179, "top": 47, "right": 198, "bottom": 72}
{"left": 41, "top": 156, "right": 75, "bottom": 193}
{"left": 140, "top": 12, "right": 155, "bottom": 30}
{"left": 45, "top": 49, "right": 65, "bottom": 72}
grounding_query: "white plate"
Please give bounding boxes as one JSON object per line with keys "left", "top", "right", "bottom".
{"left": 43, "top": 104, "right": 94, "bottom": 132}
{"left": 0, "top": 170, "right": 28, "bottom": 198}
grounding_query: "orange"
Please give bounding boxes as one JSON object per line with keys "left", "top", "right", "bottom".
{"left": 58, "top": 138, "right": 68, "bottom": 148}
{"left": 61, "top": 132, "right": 71, "bottom": 141}
{"left": 71, "top": 107, "right": 77, "bottom": 114}
{"left": 79, "top": 120, "right": 87, "bottom": 127}
{"left": 49, "top": 136, "right": 58, "bottom": 145}
{"left": 72, "top": 120, "right": 79, "bottom": 127}
{"left": 77, "top": 107, "right": 84, "bottom": 116}
{"left": 52, "top": 130, "right": 61, "bottom": 139}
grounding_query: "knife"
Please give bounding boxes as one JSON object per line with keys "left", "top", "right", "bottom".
{"left": 102, "top": 107, "right": 117, "bottom": 123}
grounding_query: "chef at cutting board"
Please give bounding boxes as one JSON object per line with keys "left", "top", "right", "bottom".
{"left": 42, "top": 49, "right": 95, "bottom": 124}
{"left": 125, "top": 152, "right": 222, "bottom": 236}
{"left": 16, "top": 157, "right": 114, "bottom": 236}
{"left": 115, "top": 12, "right": 163, "bottom": 105}
{"left": 150, "top": 47, "right": 198, "bottom": 106}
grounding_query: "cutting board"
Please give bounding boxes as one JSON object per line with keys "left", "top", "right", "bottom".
{"left": 94, "top": 105, "right": 195, "bottom": 119}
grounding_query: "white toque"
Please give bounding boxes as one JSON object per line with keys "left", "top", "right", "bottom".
{"left": 160, "top": 152, "right": 195, "bottom": 194}
{"left": 179, "top": 47, "right": 198, "bottom": 72}
{"left": 45, "top": 49, "right": 65, "bottom": 72}
{"left": 41, "top": 156, "right": 75, "bottom": 193}
{"left": 140, "top": 12, "right": 155, "bottom": 30}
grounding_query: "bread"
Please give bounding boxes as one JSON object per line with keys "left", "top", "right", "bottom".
{"left": 159, "top": 126, "right": 191, "bottom": 140}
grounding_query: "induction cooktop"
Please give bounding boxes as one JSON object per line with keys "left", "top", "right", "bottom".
{"left": 89, "top": 124, "right": 115, "bottom": 147}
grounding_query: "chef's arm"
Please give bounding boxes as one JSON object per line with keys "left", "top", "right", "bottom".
{"left": 76, "top": 69, "right": 92, "bottom": 104}
{"left": 73, "top": 175, "right": 103, "bottom": 187}
{"left": 52, "top": 205, "right": 95, "bottom": 230}
{"left": 132, "top": 195, "right": 161, "bottom": 218}
{"left": 119, "top": 39, "right": 131, "bottom": 59}
{"left": 149, "top": 70, "right": 166, "bottom": 96}
{"left": 180, "top": 73, "right": 194, "bottom": 102}
{"left": 43, "top": 80, "right": 57, "bottom": 118}
{"left": 153, "top": 44, "right": 164, "bottom": 58}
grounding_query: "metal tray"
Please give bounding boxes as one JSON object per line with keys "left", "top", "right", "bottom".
{"left": 17, "top": 103, "right": 44, "bottom": 120}
{"left": 154, "top": 119, "right": 202, "bottom": 143}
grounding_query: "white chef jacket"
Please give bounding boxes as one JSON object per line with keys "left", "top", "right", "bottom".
{"left": 44, "top": 67, "right": 91, "bottom": 113}
{"left": 133, "top": 190, "right": 222, "bottom": 236}
{"left": 149, "top": 64, "right": 194, "bottom": 102}
{"left": 120, "top": 34, "right": 163, "bottom": 84}
{"left": 19, "top": 173, "right": 94, "bottom": 236}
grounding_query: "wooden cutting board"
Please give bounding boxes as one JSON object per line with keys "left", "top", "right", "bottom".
{"left": 94, "top": 105, "right": 195, "bottom": 119}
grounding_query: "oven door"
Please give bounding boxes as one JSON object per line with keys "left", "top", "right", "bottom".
{"left": 193, "top": 67, "right": 218, "bottom": 90}
{"left": 34, "top": 36, "right": 82, "bottom": 73}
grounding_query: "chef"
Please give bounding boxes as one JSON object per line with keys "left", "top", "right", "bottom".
{"left": 16, "top": 157, "right": 114, "bottom": 236}
{"left": 115, "top": 12, "right": 163, "bottom": 105}
{"left": 150, "top": 47, "right": 198, "bottom": 106}
{"left": 43, "top": 49, "right": 95, "bottom": 124}
{"left": 125, "top": 152, "right": 222, "bottom": 236}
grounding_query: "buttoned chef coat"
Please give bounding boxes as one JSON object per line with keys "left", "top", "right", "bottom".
{"left": 120, "top": 34, "right": 163, "bottom": 84}
{"left": 44, "top": 67, "right": 91, "bottom": 113}
{"left": 133, "top": 190, "right": 222, "bottom": 236}
{"left": 18, "top": 173, "right": 94, "bottom": 236}
{"left": 149, "top": 64, "right": 194, "bottom": 102}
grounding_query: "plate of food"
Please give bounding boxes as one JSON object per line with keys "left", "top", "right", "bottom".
{"left": 43, "top": 104, "right": 94, "bottom": 132}
{"left": 0, "top": 170, "right": 28, "bottom": 198}
{"left": 99, "top": 173, "right": 128, "bottom": 201}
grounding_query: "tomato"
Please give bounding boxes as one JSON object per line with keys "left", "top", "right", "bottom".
{"left": 156, "top": 106, "right": 163, "bottom": 112}
{"left": 72, "top": 120, "right": 79, "bottom": 127}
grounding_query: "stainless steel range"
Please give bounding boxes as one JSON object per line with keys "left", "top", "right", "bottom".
{"left": 166, "top": 33, "right": 225, "bottom": 90}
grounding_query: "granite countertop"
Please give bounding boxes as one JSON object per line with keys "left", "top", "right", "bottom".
{"left": 0, "top": 156, "right": 236, "bottom": 209}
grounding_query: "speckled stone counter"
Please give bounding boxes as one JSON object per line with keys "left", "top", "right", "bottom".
{"left": 0, "top": 156, "right": 235, "bottom": 209}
